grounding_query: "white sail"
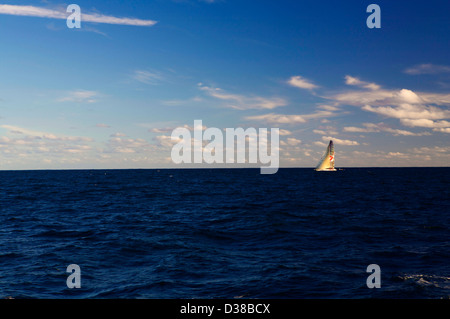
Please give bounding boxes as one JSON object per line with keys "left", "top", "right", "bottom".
{"left": 315, "top": 140, "right": 336, "bottom": 171}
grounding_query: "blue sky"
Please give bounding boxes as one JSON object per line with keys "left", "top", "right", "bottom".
{"left": 0, "top": 0, "right": 449, "bottom": 169}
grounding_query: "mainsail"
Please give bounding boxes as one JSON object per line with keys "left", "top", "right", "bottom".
{"left": 315, "top": 140, "right": 336, "bottom": 171}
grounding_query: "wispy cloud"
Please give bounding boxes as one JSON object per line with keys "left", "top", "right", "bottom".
{"left": 132, "top": 70, "right": 164, "bottom": 85}
{"left": 287, "top": 75, "right": 319, "bottom": 90}
{"left": 149, "top": 127, "right": 174, "bottom": 133}
{"left": 0, "top": 4, "right": 157, "bottom": 26}
{"left": 110, "top": 132, "right": 127, "bottom": 137}
{"left": 0, "top": 124, "right": 93, "bottom": 141}
{"left": 317, "top": 104, "right": 340, "bottom": 111}
{"left": 46, "top": 21, "right": 110, "bottom": 37}
{"left": 344, "top": 75, "right": 380, "bottom": 90}
{"left": 161, "top": 96, "right": 203, "bottom": 106}
{"left": 245, "top": 110, "right": 337, "bottom": 125}
{"left": 199, "top": 84, "right": 287, "bottom": 110}
{"left": 58, "top": 90, "right": 99, "bottom": 103}
{"left": 404, "top": 63, "right": 450, "bottom": 75}
{"left": 96, "top": 123, "right": 111, "bottom": 128}
{"left": 344, "top": 122, "right": 431, "bottom": 136}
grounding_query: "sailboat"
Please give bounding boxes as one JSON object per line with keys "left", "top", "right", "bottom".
{"left": 315, "top": 140, "right": 337, "bottom": 171}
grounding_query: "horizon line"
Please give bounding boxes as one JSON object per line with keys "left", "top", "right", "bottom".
{"left": 0, "top": 166, "right": 449, "bottom": 172}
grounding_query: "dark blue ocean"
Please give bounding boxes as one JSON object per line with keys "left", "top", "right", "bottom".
{"left": 0, "top": 168, "right": 449, "bottom": 299}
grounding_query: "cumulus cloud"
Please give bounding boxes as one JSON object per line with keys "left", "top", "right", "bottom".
{"left": 326, "top": 76, "right": 450, "bottom": 134}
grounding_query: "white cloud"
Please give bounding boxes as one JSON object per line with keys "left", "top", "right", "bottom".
{"left": 110, "top": 132, "right": 127, "bottom": 137}
{"left": 59, "top": 90, "right": 99, "bottom": 103}
{"left": 245, "top": 113, "right": 306, "bottom": 124}
{"left": 387, "top": 152, "right": 407, "bottom": 157}
{"left": 96, "top": 123, "right": 110, "bottom": 128}
{"left": 199, "top": 84, "right": 287, "bottom": 110}
{"left": 362, "top": 103, "right": 450, "bottom": 120}
{"left": 106, "top": 137, "right": 152, "bottom": 153}
{"left": 344, "top": 75, "right": 380, "bottom": 90}
{"left": 132, "top": 70, "right": 164, "bottom": 85}
{"left": 317, "top": 104, "right": 340, "bottom": 111}
{"left": 149, "top": 127, "right": 174, "bottom": 133}
{"left": 322, "top": 136, "right": 359, "bottom": 146}
{"left": 331, "top": 76, "right": 450, "bottom": 109}
{"left": 287, "top": 75, "right": 319, "bottom": 90}
{"left": 0, "top": 124, "right": 93, "bottom": 141}
{"left": 326, "top": 76, "right": 450, "bottom": 134}
{"left": 287, "top": 137, "right": 301, "bottom": 146}
{"left": 412, "top": 146, "right": 450, "bottom": 154}
{"left": 0, "top": 124, "right": 95, "bottom": 165}
{"left": 0, "top": 4, "right": 157, "bottom": 26}
{"left": 278, "top": 129, "right": 292, "bottom": 136}
{"left": 332, "top": 88, "right": 425, "bottom": 107}
{"left": 154, "top": 135, "right": 180, "bottom": 147}
{"left": 344, "top": 122, "right": 430, "bottom": 136}
{"left": 394, "top": 89, "right": 423, "bottom": 104}
{"left": 149, "top": 123, "right": 208, "bottom": 135}
{"left": 313, "top": 126, "right": 339, "bottom": 136}
{"left": 399, "top": 118, "right": 450, "bottom": 128}
{"left": 245, "top": 110, "right": 337, "bottom": 125}
{"left": 404, "top": 63, "right": 450, "bottom": 75}
{"left": 433, "top": 127, "right": 450, "bottom": 133}
{"left": 416, "top": 92, "right": 450, "bottom": 105}
{"left": 284, "top": 137, "right": 302, "bottom": 146}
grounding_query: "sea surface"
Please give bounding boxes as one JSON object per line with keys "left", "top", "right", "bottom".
{"left": 0, "top": 168, "right": 449, "bottom": 299}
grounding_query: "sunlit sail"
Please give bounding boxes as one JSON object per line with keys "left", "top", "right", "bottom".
{"left": 315, "top": 140, "right": 336, "bottom": 171}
